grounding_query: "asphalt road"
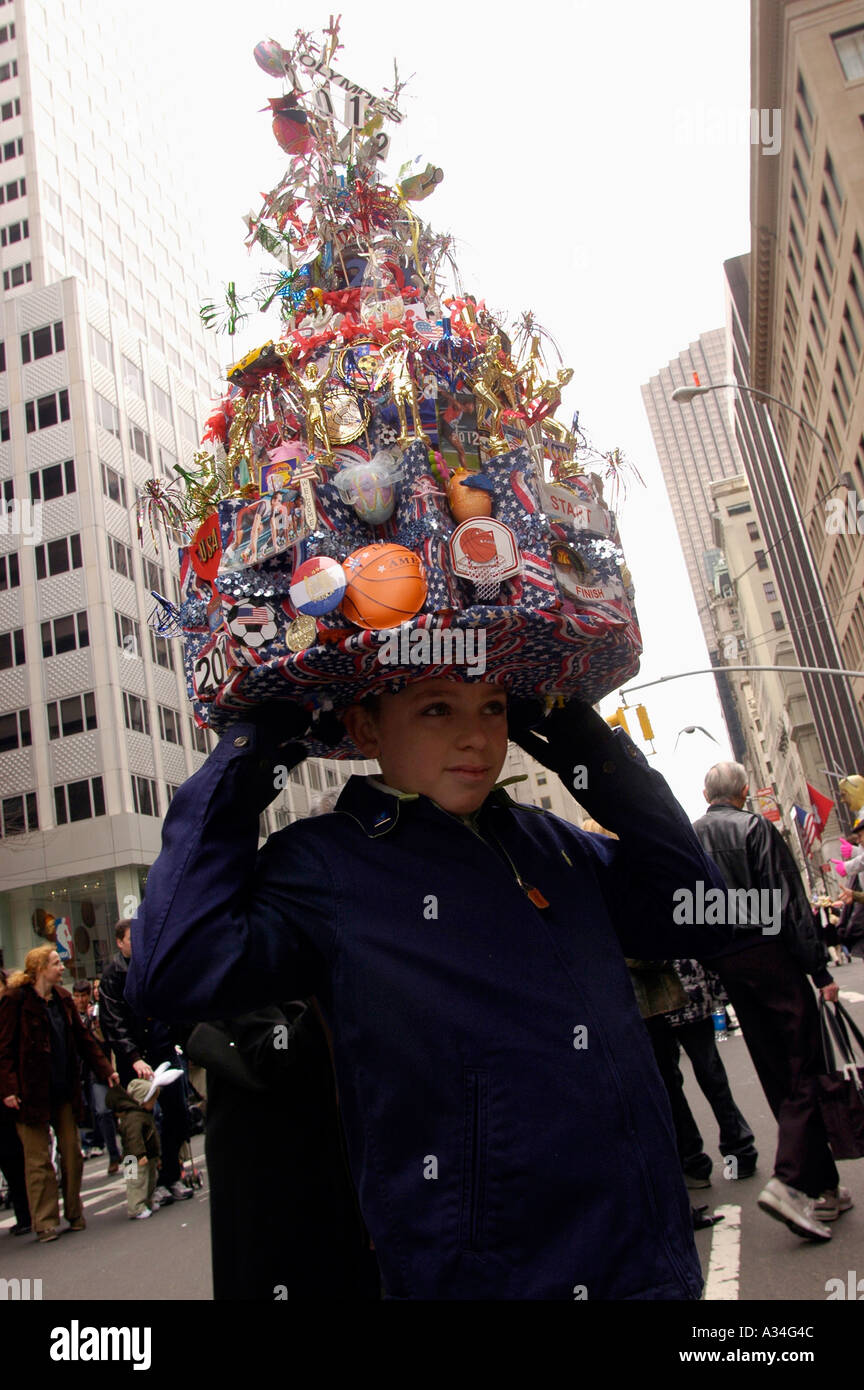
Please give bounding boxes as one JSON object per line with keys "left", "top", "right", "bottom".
{"left": 2, "top": 960, "right": 863, "bottom": 1302}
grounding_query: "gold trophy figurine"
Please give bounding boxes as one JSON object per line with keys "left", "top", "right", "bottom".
{"left": 470, "top": 332, "right": 526, "bottom": 457}
{"left": 374, "top": 330, "right": 431, "bottom": 446}
{"left": 276, "top": 344, "right": 336, "bottom": 460}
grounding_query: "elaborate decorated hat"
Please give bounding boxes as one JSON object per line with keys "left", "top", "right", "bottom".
{"left": 137, "top": 22, "right": 641, "bottom": 758}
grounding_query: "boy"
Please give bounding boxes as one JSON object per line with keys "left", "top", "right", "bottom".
{"left": 127, "top": 683, "right": 731, "bottom": 1298}
{"left": 107, "top": 1063, "right": 182, "bottom": 1220}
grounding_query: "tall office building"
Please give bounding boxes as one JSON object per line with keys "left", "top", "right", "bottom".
{"left": 0, "top": 1, "right": 579, "bottom": 974}
{"left": 0, "top": 0, "right": 236, "bottom": 972}
{"left": 641, "top": 331, "right": 751, "bottom": 760}
{"left": 642, "top": 329, "right": 829, "bottom": 829}
{"left": 746, "top": 0, "right": 864, "bottom": 776}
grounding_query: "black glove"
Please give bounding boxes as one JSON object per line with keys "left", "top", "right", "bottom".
{"left": 244, "top": 701, "right": 313, "bottom": 754}
{"left": 507, "top": 698, "right": 610, "bottom": 775}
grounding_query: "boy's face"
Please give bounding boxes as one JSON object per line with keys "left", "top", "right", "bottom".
{"left": 343, "top": 679, "right": 509, "bottom": 815}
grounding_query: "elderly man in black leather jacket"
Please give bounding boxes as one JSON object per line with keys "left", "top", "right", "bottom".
{"left": 693, "top": 761, "right": 847, "bottom": 1244}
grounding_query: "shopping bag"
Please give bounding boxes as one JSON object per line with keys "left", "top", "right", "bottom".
{"left": 817, "top": 999, "right": 864, "bottom": 1160}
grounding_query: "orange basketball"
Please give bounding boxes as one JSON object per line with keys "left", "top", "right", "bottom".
{"left": 341, "top": 544, "right": 427, "bottom": 629}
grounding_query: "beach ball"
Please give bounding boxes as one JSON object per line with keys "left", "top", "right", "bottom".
{"left": 341, "top": 544, "right": 427, "bottom": 629}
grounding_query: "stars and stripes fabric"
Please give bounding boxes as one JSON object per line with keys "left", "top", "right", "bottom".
{"left": 792, "top": 803, "right": 818, "bottom": 857}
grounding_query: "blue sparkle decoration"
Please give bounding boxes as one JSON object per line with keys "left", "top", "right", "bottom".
{"left": 147, "top": 591, "right": 183, "bottom": 638}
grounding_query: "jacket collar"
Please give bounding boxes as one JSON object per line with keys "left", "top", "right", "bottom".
{"left": 334, "top": 774, "right": 530, "bottom": 839}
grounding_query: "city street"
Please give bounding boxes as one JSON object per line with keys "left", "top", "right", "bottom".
{"left": 3, "top": 961, "right": 863, "bottom": 1304}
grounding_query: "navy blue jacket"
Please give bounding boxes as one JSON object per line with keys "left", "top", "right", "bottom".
{"left": 127, "top": 720, "right": 731, "bottom": 1300}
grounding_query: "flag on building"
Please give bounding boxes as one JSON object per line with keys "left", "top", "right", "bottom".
{"left": 792, "top": 804, "right": 818, "bottom": 857}
{"left": 805, "top": 782, "right": 834, "bottom": 836}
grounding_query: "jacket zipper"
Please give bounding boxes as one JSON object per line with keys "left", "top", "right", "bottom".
{"left": 460, "top": 812, "right": 549, "bottom": 909}
{"left": 462, "top": 1068, "right": 488, "bottom": 1250}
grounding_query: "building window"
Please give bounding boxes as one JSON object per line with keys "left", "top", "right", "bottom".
{"left": 128, "top": 422, "right": 151, "bottom": 462}
{"left": 54, "top": 776, "right": 106, "bottom": 825}
{"left": 25, "top": 389, "right": 70, "bottom": 433}
{"left": 47, "top": 692, "right": 97, "bottom": 739}
{"left": 89, "top": 325, "right": 112, "bottom": 370}
{"left": 0, "top": 339, "right": 4, "bottom": 371}
{"left": 122, "top": 690, "right": 150, "bottom": 735}
{"left": 1, "top": 792, "right": 38, "bottom": 837}
{"left": 20, "top": 321, "right": 64, "bottom": 364}
{"left": 832, "top": 25, "right": 864, "bottom": 81}
{"left": 0, "top": 175, "right": 24, "bottom": 202}
{"left": 0, "top": 216, "right": 27, "bottom": 246}
{"left": 30, "top": 459, "right": 75, "bottom": 502}
{"left": 755, "top": 549, "right": 768, "bottom": 571}
{"left": 3, "top": 262, "right": 32, "bottom": 290}
{"left": 42, "top": 610, "right": 89, "bottom": 657}
{"left": 0, "top": 137, "right": 22, "bottom": 161}
{"left": 727, "top": 502, "right": 752, "bottom": 516}
{"left": 0, "top": 707, "right": 31, "bottom": 752}
{"left": 101, "top": 461, "right": 127, "bottom": 507}
{"left": 0, "top": 98, "right": 21, "bottom": 122}
{"left": 0, "top": 24, "right": 17, "bottom": 43}
{"left": 0, "top": 551, "right": 19, "bottom": 589}
{"left": 34, "top": 534, "right": 82, "bottom": 580}
{"left": 159, "top": 445, "right": 177, "bottom": 475}
{"left": 0, "top": 626, "right": 25, "bottom": 667}
{"left": 114, "top": 611, "right": 140, "bottom": 658}
{"left": 150, "top": 630, "right": 173, "bottom": 670}
{"left": 93, "top": 391, "right": 120, "bottom": 438}
{"left": 746, "top": 521, "right": 760, "bottom": 541}
{"left": 142, "top": 557, "right": 164, "bottom": 594}
{"left": 0, "top": 407, "right": 8, "bottom": 441}
{"left": 0, "top": 59, "right": 18, "bottom": 81}
{"left": 107, "top": 534, "right": 132, "bottom": 579}
{"left": 131, "top": 774, "right": 159, "bottom": 817}
{"left": 165, "top": 783, "right": 180, "bottom": 804}
{"left": 177, "top": 406, "right": 197, "bottom": 442}
{"left": 122, "top": 354, "right": 144, "bottom": 398}
{"left": 771, "top": 611, "right": 786, "bottom": 631}
{"left": 152, "top": 381, "right": 172, "bottom": 421}
{"left": 189, "top": 718, "right": 208, "bottom": 753}
{"left": 763, "top": 581, "right": 777, "bottom": 602}
{"left": 158, "top": 704, "right": 181, "bottom": 743}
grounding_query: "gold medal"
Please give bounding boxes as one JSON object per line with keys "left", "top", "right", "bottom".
{"left": 286, "top": 614, "right": 318, "bottom": 651}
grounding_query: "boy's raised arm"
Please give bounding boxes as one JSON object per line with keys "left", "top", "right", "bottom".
{"left": 125, "top": 713, "right": 334, "bottom": 1023}
{"left": 509, "top": 700, "right": 732, "bottom": 959}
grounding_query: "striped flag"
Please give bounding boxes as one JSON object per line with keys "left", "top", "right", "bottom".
{"left": 792, "top": 803, "right": 818, "bottom": 857}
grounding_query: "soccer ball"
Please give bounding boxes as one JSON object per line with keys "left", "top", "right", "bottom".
{"left": 225, "top": 600, "right": 279, "bottom": 650}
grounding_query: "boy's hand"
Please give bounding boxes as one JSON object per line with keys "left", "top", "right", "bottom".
{"left": 138, "top": 1156, "right": 148, "bottom": 1167}
{"left": 508, "top": 698, "right": 605, "bottom": 775}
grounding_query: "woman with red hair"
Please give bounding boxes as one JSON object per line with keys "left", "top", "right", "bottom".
{"left": 0, "top": 946, "right": 117, "bottom": 1242}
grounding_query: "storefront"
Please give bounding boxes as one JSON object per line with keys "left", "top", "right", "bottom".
{"left": 0, "top": 866, "right": 149, "bottom": 982}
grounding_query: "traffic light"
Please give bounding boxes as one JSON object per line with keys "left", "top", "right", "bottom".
{"left": 635, "top": 704, "right": 656, "bottom": 755}
{"left": 635, "top": 705, "right": 654, "bottom": 742}
{"left": 606, "top": 707, "right": 630, "bottom": 735}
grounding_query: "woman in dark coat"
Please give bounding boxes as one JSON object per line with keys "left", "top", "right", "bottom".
{"left": 0, "top": 968, "right": 31, "bottom": 1234}
{"left": 188, "top": 1000, "right": 380, "bottom": 1300}
{"left": 0, "top": 946, "right": 117, "bottom": 1241}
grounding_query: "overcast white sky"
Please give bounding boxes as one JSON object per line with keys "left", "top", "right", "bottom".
{"left": 131, "top": 0, "right": 754, "bottom": 815}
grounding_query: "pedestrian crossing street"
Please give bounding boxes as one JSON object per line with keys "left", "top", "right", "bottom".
{"left": 0, "top": 1140, "right": 208, "bottom": 1231}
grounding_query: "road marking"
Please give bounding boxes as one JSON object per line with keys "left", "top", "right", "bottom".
{"left": 703, "top": 1204, "right": 741, "bottom": 1301}
{"left": 839, "top": 991, "right": 864, "bottom": 1004}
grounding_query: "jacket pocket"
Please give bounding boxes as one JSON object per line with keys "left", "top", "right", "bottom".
{"left": 460, "top": 1067, "right": 489, "bottom": 1252}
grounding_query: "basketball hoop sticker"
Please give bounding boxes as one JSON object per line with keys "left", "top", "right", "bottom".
{"left": 449, "top": 519, "right": 520, "bottom": 602}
